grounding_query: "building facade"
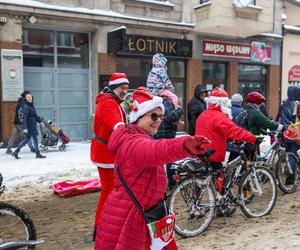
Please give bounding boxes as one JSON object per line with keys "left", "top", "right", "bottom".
{"left": 282, "top": 0, "right": 300, "bottom": 100}
{"left": 0, "top": 0, "right": 195, "bottom": 142}
{"left": 0, "top": 0, "right": 283, "bottom": 143}
{"left": 191, "top": 0, "right": 283, "bottom": 118}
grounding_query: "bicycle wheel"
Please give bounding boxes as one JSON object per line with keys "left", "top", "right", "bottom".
{"left": 276, "top": 152, "right": 299, "bottom": 194}
{"left": 239, "top": 166, "right": 277, "bottom": 218}
{"left": 168, "top": 177, "right": 215, "bottom": 237}
{"left": 0, "top": 202, "right": 37, "bottom": 249}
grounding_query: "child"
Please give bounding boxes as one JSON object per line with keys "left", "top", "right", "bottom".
{"left": 146, "top": 53, "right": 179, "bottom": 109}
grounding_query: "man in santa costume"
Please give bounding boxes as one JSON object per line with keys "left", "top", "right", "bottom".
{"left": 195, "top": 87, "right": 256, "bottom": 216}
{"left": 90, "top": 72, "right": 129, "bottom": 238}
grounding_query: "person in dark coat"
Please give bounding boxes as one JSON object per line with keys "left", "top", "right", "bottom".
{"left": 277, "top": 86, "right": 300, "bottom": 183}
{"left": 6, "top": 93, "right": 35, "bottom": 155}
{"left": 228, "top": 93, "right": 245, "bottom": 162}
{"left": 188, "top": 84, "right": 207, "bottom": 135}
{"left": 12, "top": 91, "right": 46, "bottom": 159}
{"left": 153, "top": 94, "right": 183, "bottom": 189}
{"left": 246, "top": 92, "right": 282, "bottom": 135}
{"left": 231, "top": 93, "right": 244, "bottom": 123}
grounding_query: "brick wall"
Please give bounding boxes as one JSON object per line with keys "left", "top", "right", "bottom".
{"left": 227, "top": 61, "right": 238, "bottom": 97}
{"left": 0, "top": 42, "right": 22, "bottom": 143}
{"left": 186, "top": 58, "right": 202, "bottom": 107}
{"left": 267, "top": 65, "right": 281, "bottom": 119}
{"left": 98, "top": 53, "right": 117, "bottom": 75}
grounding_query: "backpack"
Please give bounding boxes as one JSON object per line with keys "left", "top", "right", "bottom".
{"left": 234, "top": 109, "right": 248, "bottom": 129}
{"left": 17, "top": 104, "right": 24, "bottom": 124}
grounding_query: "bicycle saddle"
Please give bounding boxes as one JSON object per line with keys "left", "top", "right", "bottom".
{"left": 179, "top": 159, "right": 208, "bottom": 174}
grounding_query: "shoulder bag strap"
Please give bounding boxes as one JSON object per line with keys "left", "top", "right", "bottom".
{"left": 116, "top": 164, "right": 146, "bottom": 217}
{"left": 293, "top": 101, "right": 299, "bottom": 123}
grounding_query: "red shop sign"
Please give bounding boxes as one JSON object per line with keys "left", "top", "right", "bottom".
{"left": 289, "top": 65, "right": 300, "bottom": 82}
{"left": 202, "top": 39, "right": 251, "bottom": 59}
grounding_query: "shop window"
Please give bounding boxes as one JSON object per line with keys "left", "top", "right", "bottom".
{"left": 238, "top": 64, "right": 267, "bottom": 98}
{"left": 203, "top": 61, "right": 227, "bottom": 92}
{"left": 57, "top": 32, "right": 89, "bottom": 69}
{"left": 23, "top": 29, "right": 89, "bottom": 69}
{"left": 23, "top": 29, "right": 54, "bottom": 67}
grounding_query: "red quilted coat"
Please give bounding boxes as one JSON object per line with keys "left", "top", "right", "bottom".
{"left": 195, "top": 105, "right": 256, "bottom": 163}
{"left": 94, "top": 124, "right": 192, "bottom": 250}
{"left": 90, "top": 92, "right": 126, "bottom": 168}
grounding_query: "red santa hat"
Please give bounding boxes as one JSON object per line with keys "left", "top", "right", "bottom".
{"left": 206, "top": 87, "right": 231, "bottom": 108}
{"left": 109, "top": 73, "right": 129, "bottom": 90}
{"left": 129, "top": 87, "right": 165, "bottom": 123}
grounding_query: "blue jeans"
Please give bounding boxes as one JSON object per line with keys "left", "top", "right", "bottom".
{"left": 17, "top": 133, "right": 39, "bottom": 153}
{"left": 285, "top": 141, "right": 300, "bottom": 172}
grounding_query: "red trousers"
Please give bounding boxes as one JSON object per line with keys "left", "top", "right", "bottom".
{"left": 94, "top": 167, "right": 114, "bottom": 227}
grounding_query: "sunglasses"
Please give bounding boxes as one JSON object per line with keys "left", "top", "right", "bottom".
{"left": 147, "top": 112, "right": 164, "bottom": 121}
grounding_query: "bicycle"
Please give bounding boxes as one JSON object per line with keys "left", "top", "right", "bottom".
{"left": 252, "top": 132, "right": 299, "bottom": 194}
{"left": 0, "top": 172, "right": 37, "bottom": 250}
{"left": 168, "top": 142, "right": 277, "bottom": 238}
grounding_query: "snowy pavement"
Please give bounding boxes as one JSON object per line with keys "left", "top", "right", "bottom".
{"left": 0, "top": 142, "right": 98, "bottom": 191}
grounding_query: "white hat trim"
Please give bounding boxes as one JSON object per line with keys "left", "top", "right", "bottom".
{"left": 206, "top": 96, "right": 231, "bottom": 108}
{"left": 109, "top": 78, "right": 129, "bottom": 86}
{"left": 129, "top": 96, "right": 165, "bottom": 123}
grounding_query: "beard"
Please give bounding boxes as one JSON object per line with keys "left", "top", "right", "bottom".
{"left": 221, "top": 106, "right": 232, "bottom": 119}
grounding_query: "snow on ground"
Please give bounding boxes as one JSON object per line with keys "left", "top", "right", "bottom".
{"left": 0, "top": 142, "right": 98, "bottom": 191}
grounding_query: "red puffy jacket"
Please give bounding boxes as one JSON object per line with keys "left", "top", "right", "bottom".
{"left": 195, "top": 105, "right": 256, "bottom": 163}
{"left": 94, "top": 124, "right": 192, "bottom": 250}
{"left": 90, "top": 92, "right": 126, "bottom": 168}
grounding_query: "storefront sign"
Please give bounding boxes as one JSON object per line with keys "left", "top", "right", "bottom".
{"left": 251, "top": 42, "right": 272, "bottom": 63}
{"left": 202, "top": 39, "right": 251, "bottom": 59}
{"left": 1, "top": 49, "right": 23, "bottom": 101}
{"left": 289, "top": 65, "right": 300, "bottom": 82}
{"left": 108, "top": 28, "right": 192, "bottom": 58}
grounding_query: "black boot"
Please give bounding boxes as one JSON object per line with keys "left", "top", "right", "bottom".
{"left": 36, "top": 151, "right": 46, "bottom": 159}
{"left": 6, "top": 148, "right": 13, "bottom": 155}
{"left": 285, "top": 174, "right": 295, "bottom": 185}
{"left": 30, "top": 148, "right": 36, "bottom": 153}
{"left": 93, "top": 227, "right": 97, "bottom": 241}
{"left": 12, "top": 149, "right": 20, "bottom": 159}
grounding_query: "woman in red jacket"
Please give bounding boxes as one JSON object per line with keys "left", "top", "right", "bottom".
{"left": 94, "top": 88, "right": 210, "bottom": 250}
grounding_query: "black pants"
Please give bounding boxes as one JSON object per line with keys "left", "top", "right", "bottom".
{"left": 166, "top": 163, "right": 176, "bottom": 190}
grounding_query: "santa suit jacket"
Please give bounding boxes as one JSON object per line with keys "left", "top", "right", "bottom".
{"left": 195, "top": 105, "right": 256, "bottom": 163}
{"left": 90, "top": 89, "right": 126, "bottom": 168}
{"left": 94, "top": 124, "right": 192, "bottom": 250}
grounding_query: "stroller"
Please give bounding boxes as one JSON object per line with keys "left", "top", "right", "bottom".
{"left": 39, "top": 119, "right": 70, "bottom": 152}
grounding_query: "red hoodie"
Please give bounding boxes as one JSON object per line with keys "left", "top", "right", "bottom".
{"left": 196, "top": 105, "right": 256, "bottom": 163}
{"left": 90, "top": 92, "right": 126, "bottom": 167}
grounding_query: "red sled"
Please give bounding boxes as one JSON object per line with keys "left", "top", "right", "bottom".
{"left": 50, "top": 179, "right": 101, "bottom": 198}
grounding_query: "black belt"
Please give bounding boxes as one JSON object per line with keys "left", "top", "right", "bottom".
{"left": 94, "top": 136, "right": 108, "bottom": 145}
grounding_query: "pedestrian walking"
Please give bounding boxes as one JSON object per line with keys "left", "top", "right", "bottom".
{"left": 90, "top": 73, "right": 129, "bottom": 238}
{"left": 12, "top": 91, "right": 46, "bottom": 159}
{"left": 187, "top": 84, "right": 207, "bottom": 135}
{"left": 94, "top": 88, "right": 210, "bottom": 250}
{"left": 6, "top": 92, "right": 35, "bottom": 155}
